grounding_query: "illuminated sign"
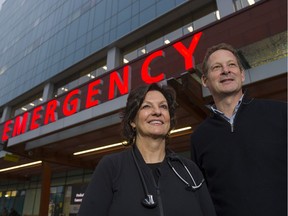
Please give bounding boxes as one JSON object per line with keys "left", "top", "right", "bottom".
{"left": 70, "top": 184, "right": 87, "bottom": 214}
{"left": 0, "top": 31, "right": 203, "bottom": 142}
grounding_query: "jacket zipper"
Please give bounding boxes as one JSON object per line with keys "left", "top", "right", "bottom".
{"left": 230, "top": 122, "right": 234, "bottom": 132}
{"left": 217, "top": 115, "right": 235, "bottom": 133}
{"left": 151, "top": 169, "right": 164, "bottom": 216}
{"left": 156, "top": 186, "right": 164, "bottom": 216}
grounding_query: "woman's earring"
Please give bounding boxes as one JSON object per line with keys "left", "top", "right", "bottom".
{"left": 131, "top": 124, "right": 136, "bottom": 132}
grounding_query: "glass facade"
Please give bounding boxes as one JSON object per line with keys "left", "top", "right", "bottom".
{"left": 0, "top": 189, "right": 25, "bottom": 215}
{"left": 0, "top": 169, "right": 93, "bottom": 215}
{"left": 0, "top": 0, "right": 189, "bottom": 107}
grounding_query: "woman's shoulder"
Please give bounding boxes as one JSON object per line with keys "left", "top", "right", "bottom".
{"left": 92, "top": 148, "right": 132, "bottom": 180}
{"left": 99, "top": 147, "right": 132, "bottom": 166}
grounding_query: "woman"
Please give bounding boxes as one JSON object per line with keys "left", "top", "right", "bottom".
{"left": 78, "top": 83, "right": 216, "bottom": 216}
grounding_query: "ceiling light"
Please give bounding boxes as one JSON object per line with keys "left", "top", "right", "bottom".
{"left": 0, "top": 161, "right": 42, "bottom": 173}
{"left": 11, "top": 191, "right": 17, "bottom": 197}
{"left": 29, "top": 103, "right": 35, "bottom": 106}
{"left": 187, "top": 26, "right": 193, "bottom": 32}
{"left": 215, "top": 10, "right": 220, "bottom": 20}
{"left": 73, "top": 142, "right": 125, "bottom": 156}
{"left": 102, "top": 66, "right": 107, "bottom": 70}
{"left": 123, "top": 59, "right": 129, "bottom": 64}
{"left": 247, "top": 0, "right": 255, "bottom": 5}
{"left": 21, "top": 107, "right": 27, "bottom": 111}
{"left": 141, "top": 49, "right": 146, "bottom": 54}
{"left": 164, "top": 39, "right": 170, "bottom": 44}
{"left": 170, "top": 126, "right": 192, "bottom": 134}
{"left": 73, "top": 126, "right": 192, "bottom": 156}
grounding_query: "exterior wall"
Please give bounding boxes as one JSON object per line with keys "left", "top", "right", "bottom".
{"left": 1, "top": 0, "right": 286, "bottom": 149}
{"left": 0, "top": 0, "right": 286, "bottom": 215}
{"left": 194, "top": 0, "right": 287, "bottom": 62}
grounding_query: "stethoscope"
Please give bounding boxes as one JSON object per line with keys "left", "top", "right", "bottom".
{"left": 131, "top": 148, "right": 205, "bottom": 208}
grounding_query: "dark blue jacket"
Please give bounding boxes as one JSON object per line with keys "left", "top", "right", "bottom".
{"left": 191, "top": 96, "right": 287, "bottom": 216}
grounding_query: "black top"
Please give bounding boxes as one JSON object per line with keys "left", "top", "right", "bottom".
{"left": 147, "top": 162, "right": 161, "bottom": 183}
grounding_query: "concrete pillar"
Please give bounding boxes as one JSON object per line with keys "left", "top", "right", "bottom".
{"left": 42, "top": 82, "right": 54, "bottom": 102}
{"left": 39, "top": 162, "right": 52, "bottom": 216}
{"left": 107, "top": 47, "right": 121, "bottom": 70}
{"left": 216, "top": 0, "right": 235, "bottom": 18}
{"left": 0, "top": 106, "right": 12, "bottom": 123}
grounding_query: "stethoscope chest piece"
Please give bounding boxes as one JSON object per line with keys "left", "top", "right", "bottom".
{"left": 142, "top": 194, "right": 157, "bottom": 208}
{"left": 132, "top": 149, "right": 158, "bottom": 208}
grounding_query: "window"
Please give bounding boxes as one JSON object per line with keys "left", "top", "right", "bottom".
{"left": 13, "top": 94, "right": 43, "bottom": 117}
{"left": 54, "top": 60, "right": 107, "bottom": 97}
{"left": 122, "top": 17, "right": 202, "bottom": 64}
{"left": 233, "top": 0, "right": 261, "bottom": 11}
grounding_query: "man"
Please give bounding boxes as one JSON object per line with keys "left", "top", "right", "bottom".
{"left": 191, "top": 43, "right": 287, "bottom": 216}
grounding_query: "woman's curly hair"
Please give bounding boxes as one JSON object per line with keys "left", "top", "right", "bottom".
{"left": 120, "top": 83, "right": 177, "bottom": 145}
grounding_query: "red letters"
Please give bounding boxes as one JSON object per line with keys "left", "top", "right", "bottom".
{"left": 86, "top": 79, "right": 103, "bottom": 109}
{"left": 2, "top": 120, "right": 13, "bottom": 142}
{"left": 141, "top": 50, "right": 165, "bottom": 84}
{"left": 108, "top": 66, "right": 131, "bottom": 100}
{"left": 173, "top": 31, "right": 202, "bottom": 70}
{"left": 0, "top": 31, "right": 204, "bottom": 142}
{"left": 44, "top": 99, "right": 59, "bottom": 125}
{"left": 13, "top": 112, "right": 29, "bottom": 136}
{"left": 30, "top": 106, "right": 44, "bottom": 130}
{"left": 63, "top": 89, "right": 81, "bottom": 116}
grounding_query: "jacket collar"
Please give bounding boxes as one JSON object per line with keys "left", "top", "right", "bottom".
{"left": 131, "top": 144, "right": 174, "bottom": 168}
{"left": 207, "top": 90, "right": 254, "bottom": 116}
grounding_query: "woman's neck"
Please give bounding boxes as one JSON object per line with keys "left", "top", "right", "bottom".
{"left": 136, "top": 136, "right": 166, "bottom": 164}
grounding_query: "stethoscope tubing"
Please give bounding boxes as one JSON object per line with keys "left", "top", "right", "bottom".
{"left": 131, "top": 147, "right": 204, "bottom": 208}
{"left": 167, "top": 156, "right": 204, "bottom": 190}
